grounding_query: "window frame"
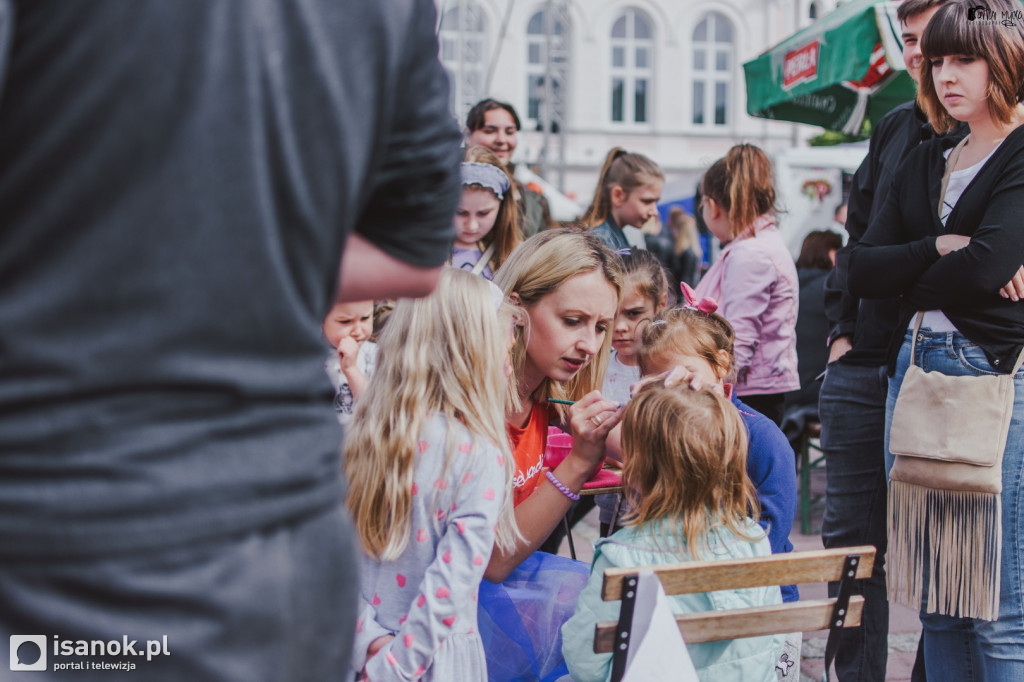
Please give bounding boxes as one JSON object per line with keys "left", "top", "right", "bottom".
{"left": 525, "top": 9, "right": 569, "bottom": 129}
{"left": 691, "top": 11, "right": 735, "bottom": 128}
{"left": 439, "top": 3, "right": 489, "bottom": 123}
{"left": 609, "top": 8, "right": 655, "bottom": 128}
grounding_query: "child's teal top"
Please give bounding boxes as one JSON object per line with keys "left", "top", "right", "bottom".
{"left": 561, "top": 517, "right": 784, "bottom": 682}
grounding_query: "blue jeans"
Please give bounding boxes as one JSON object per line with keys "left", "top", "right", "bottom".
{"left": 819, "top": 361, "right": 890, "bottom": 681}
{"left": 886, "top": 330, "right": 1024, "bottom": 681}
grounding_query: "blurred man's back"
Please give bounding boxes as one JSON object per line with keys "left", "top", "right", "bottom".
{"left": 0, "top": 1, "right": 460, "bottom": 678}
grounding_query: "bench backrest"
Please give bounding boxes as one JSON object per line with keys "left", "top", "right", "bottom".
{"left": 593, "top": 545, "right": 875, "bottom": 680}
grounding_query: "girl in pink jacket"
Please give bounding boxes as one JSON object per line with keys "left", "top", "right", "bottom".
{"left": 695, "top": 144, "right": 798, "bottom": 425}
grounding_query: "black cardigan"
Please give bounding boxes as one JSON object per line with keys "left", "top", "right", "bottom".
{"left": 847, "top": 124, "right": 1024, "bottom": 373}
{"left": 825, "top": 102, "right": 965, "bottom": 367}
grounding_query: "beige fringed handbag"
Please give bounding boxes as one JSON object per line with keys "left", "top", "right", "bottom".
{"left": 887, "top": 313, "right": 1023, "bottom": 620}
{"left": 887, "top": 136, "right": 1020, "bottom": 621}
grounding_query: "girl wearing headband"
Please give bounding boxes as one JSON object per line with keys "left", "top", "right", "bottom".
{"left": 451, "top": 147, "right": 522, "bottom": 280}
{"left": 596, "top": 248, "right": 669, "bottom": 535}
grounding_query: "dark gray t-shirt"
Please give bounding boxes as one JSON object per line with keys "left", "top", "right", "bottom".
{"left": 0, "top": 0, "right": 460, "bottom": 558}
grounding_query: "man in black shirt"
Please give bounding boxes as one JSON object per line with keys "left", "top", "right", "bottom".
{"left": 0, "top": 1, "right": 460, "bottom": 679}
{"left": 820, "top": 0, "right": 957, "bottom": 678}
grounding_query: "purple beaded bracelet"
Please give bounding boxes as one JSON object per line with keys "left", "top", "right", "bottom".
{"left": 545, "top": 470, "right": 581, "bottom": 501}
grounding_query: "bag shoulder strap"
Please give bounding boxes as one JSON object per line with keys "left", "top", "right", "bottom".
{"left": 470, "top": 243, "right": 496, "bottom": 275}
{"left": 1013, "top": 347, "right": 1024, "bottom": 375}
{"left": 938, "top": 135, "right": 970, "bottom": 218}
{"left": 907, "top": 138, "right": 972, "bottom": 368}
{"left": 909, "top": 313, "right": 925, "bottom": 368}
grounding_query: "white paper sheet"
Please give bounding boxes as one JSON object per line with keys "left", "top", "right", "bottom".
{"left": 620, "top": 571, "right": 699, "bottom": 682}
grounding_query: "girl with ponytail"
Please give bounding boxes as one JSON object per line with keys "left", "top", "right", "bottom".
{"left": 694, "top": 144, "right": 799, "bottom": 425}
{"left": 581, "top": 147, "right": 663, "bottom": 250}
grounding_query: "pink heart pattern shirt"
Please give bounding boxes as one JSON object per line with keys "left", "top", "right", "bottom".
{"left": 352, "top": 412, "right": 507, "bottom": 681}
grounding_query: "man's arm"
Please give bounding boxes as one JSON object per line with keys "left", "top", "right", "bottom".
{"left": 823, "top": 110, "right": 905, "bottom": 360}
{"left": 906, "top": 172, "right": 1024, "bottom": 308}
{"left": 343, "top": 0, "right": 461, "bottom": 301}
{"left": 823, "top": 157, "right": 874, "bottom": 360}
{"left": 847, "top": 174, "right": 941, "bottom": 299}
{"left": 335, "top": 233, "right": 444, "bottom": 302}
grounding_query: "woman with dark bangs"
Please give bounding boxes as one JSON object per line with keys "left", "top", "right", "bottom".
{"left": 848, "top": 0, "right": 1024, "bottom": 677}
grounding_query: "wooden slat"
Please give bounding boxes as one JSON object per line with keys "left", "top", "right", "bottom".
{"left": 579, "top": 485, "right": 625, "bottom": 496}
{"left": 594, "top": 596, "right": 864, "bottom": 653}
{"left": 601, "top": 546, "right": 875, "bottom": 601}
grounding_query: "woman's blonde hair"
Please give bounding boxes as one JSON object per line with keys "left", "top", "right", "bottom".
{"left": 700, "top": 144, "right": 777, "bottom": 240}
{"left": 918, "top": 0, "right": 1024, "bottom": 134}
{"left": 637, "top": 306, "right": 735, "bottom": 380}
{"left": 621, "top": 382, "right": 761, "bottom": 552}
{"left": 345, "top": 269, "right": 519, "bottom": 560}
{"left": 668, "top": 206, "right": 702, "bottom": 263}
{"left": 493, "top": 229, "right": 623, "bottom": 416}
{"left": 581, "top": 147, "right": 663, "bottom": 228}
{"left": 462, "top": 146, "right": 523, "bottom": 271}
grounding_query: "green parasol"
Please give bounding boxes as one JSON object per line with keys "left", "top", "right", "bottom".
{"left": 744, "top": 0, "right": 915, "bottom": 134}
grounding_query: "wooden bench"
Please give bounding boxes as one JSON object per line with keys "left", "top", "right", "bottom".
{"left": 594, "top": 545, "right": 876, "bottom": 682}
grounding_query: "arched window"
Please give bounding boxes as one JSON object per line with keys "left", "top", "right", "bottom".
{"left": 526, "top": 9, "right": 569, "bottom": 127}
{"left": 439, "top": 3, "right": 488, "bottom": 122}
{"left": 610, "top": 9, "right": 654, "bottom": 124}
{"left": 692, "top": 12, "right": 734, "bottom": 126}
{"left": 809, "top": 1, "right": 820, "bottom": 20}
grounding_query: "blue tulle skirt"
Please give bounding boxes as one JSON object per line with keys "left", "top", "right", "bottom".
{"left": 478, "top": 551, "right": 590, "bottom": 682}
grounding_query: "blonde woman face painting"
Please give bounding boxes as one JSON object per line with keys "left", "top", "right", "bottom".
{"left": 515, "top": 270, "right": 618, "bottom": 389}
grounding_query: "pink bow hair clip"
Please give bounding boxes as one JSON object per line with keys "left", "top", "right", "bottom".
{"left": 680, "top": 282, "right": 718, "bottom": 315}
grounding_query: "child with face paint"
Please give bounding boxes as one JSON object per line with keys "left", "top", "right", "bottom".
{"left": 596, "top": 248, "right": 669, "bottom": 535}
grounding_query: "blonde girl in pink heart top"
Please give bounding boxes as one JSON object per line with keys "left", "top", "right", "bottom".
{"left": 345, "top": 269, "right": 520, "bottom": 681}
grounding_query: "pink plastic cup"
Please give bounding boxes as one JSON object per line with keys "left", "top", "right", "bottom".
{"left": 544, "top": 432, "right": 574, "bottom": 468}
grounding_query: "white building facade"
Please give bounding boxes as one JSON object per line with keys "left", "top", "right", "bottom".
{"left": 437, "top": 0, "right": 841, "bottom": 206}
